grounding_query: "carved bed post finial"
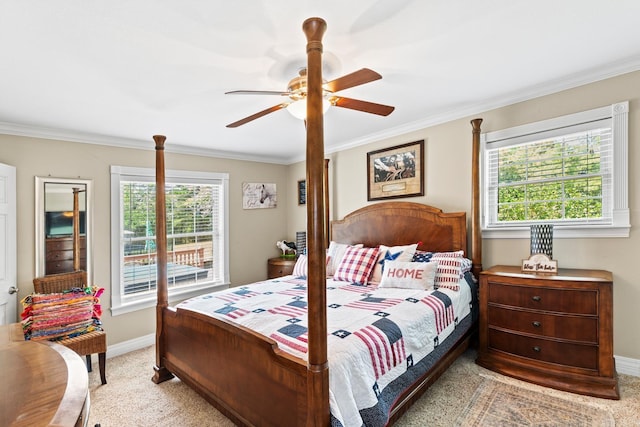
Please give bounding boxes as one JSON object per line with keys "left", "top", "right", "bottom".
{"left": 152, "top": 134, "right": 174, "bottom": 384}
{"left": 470, "top": 119, "right": 483, "bottom": 278}
{"left": 303, "top": 16, "right": 330, "bottom": 427}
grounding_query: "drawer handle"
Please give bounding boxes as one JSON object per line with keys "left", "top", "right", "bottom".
{"left": 532, "top": 295, "right": 541, "bottom": 302}
{"left": 533, "top": 346, "right": 541, "bottom": 352}
{"left": 532, "top": 321, "right": 541, "bottom": 327}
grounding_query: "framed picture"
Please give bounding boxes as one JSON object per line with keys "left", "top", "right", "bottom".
{"left": 242, "top": 182, "right": 277, "bottom": 209}
{"left": 367, "top": 140, "right": 424, "bottom": 201}
{"left": 297, "top": 180, "right": 306, "bottom": 205}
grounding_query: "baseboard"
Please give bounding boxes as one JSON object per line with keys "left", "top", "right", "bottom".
{"left": 90, "top": 333, "right": 155, "bottom": 363}
{"left": 615, "top": 355, "right": 640, "bottom": 377}
{"left": 92, "top": 334, "right": 640, "bottom": 378}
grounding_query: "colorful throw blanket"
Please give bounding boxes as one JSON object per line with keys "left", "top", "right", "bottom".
{"left": 20, "top": 287, "right": 104, "bottom": 341}
{"left": 177, "top": 276, "right": 473, "bottom": 427}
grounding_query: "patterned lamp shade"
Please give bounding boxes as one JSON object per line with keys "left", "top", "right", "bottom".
{"left": 530, "top": 224, "right": 553, "bottom": 259}
{"left": 296, "top": 231, "right": 307, "bottom": 255}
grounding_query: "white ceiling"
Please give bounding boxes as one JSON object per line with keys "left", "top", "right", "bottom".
{"left": 2, "top": 1, "right": 640, "bottom": 164}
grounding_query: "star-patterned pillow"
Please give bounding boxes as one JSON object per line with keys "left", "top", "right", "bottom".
{"left": 368, "top": 243, "right": 418, "bottom": 284}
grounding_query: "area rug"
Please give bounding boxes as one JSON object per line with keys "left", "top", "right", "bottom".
{"left": 454, "top": 377, "right": 615, "bottom": 426}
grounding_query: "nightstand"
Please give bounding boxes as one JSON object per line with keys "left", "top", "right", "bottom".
{"left": 477, "top": 265, "right": 619, "bottom": 399}
{"left": 267, "top": 257, "right": 296, "bottom": 279}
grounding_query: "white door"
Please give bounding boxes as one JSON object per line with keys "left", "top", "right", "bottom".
{"left": 0, "top": 162, "right": 17, "bottom": 325}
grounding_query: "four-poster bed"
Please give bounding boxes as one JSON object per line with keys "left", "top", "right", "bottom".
{"left": 151, "top": 17, "right": 483, "bottom": 427}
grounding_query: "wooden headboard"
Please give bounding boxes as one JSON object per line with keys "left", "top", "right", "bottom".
{"left": 331, "top": 202, "right": 467, "bottom": 256}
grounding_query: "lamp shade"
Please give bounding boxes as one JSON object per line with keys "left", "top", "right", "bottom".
{"left": 530, "top": 224, "right": 553, "bottom": 259}
{"left": 286, "top": 98, "right": 331, "bottom": 120}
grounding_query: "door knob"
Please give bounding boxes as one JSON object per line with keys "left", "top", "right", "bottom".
{"left": 8, "top": 286, "right": 18, "bottom": 295}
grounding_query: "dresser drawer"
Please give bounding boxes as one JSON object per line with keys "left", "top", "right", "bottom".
{"left": 487, "top": 282, "right": 598, "bottom": 315}
{"left": 46, "top": 237, "right": 86, "bottom": 251}
{"left": 488, "top": 328, "right": 598, "bottom": 370}
{"left": 267, "top": 258, "right": 296, "bottom": 279}
{"left": 46, "top": 249, "right": 74, "bottom": 262}
{"left": 487, "top": 305, "right": 598, "bottom": 343}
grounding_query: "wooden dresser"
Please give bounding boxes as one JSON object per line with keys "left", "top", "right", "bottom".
{"left": 45, "top": 236, "right": 86, "bottom": 275}
{"left": 477, "top": 265, "right": 619, "bottom": 399}
{"left": 267, "top": 257, "right": 296, "bottom": 279}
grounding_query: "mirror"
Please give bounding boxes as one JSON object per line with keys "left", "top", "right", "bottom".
{"left": 35, "top": 177, "right": 93, "bottom": 282}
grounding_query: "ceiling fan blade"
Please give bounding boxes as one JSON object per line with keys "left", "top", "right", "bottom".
{"left": 330, "top": 96, "right": 395, "bottom": 116}
{"left": 226, "top": 104, "right": 287, "bottom": 128}
{"left": 225, "top": 90, "right": 292, "bottom": 96}
{"left": 324, "top": 68, "right": 382, "bottom": 93}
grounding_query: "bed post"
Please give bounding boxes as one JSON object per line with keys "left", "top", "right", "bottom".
{"left": 152, "top": 134, "right": 174, "bottom": 384}
{"left": 303, "top": 17, "right": 330, "bottom": 427}
{"left": 470, "top": 119, "right": 483, "bottom": 278}
{"left": 72, "top": 187, "right": 81, "bottom": 272}
{"left": 325, "top": 158, "right": 330, "bottom": 244}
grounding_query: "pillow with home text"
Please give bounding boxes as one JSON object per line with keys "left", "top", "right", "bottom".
{"left": 379, "top": 260, "right": 438, "bottom": 290}
{"left": 369, "top": 243, "right": 418, "bottom": 284}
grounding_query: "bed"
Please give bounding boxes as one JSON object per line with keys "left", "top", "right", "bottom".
{"left": 151, "top": 17, "right": 483, "bottom": 427}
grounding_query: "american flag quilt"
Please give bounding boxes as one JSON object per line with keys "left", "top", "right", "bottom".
{"left": 177, "top": 275, "right": 474, "bottom": 427}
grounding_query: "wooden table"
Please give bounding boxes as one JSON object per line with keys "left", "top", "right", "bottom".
{"left": 0, "top": 323, "right": 89, "bottom": 427}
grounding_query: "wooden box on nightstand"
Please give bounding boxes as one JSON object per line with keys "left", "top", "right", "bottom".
{"left": 267, "top": 257, "right": 296, "bottom": 279}
{"left": 476, "top": 265, "right": 619, "bottom": 399}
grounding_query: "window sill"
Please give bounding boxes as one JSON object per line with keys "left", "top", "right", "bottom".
{"left": 482, "top": 224, "right": 630, "bottom": 239}
{"left": 110, "top": 282, "right": 230, "bottom": 316}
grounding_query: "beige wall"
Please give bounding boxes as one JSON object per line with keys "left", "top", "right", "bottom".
{"left": 3, "top": 70, "right": 638, "bottom": 360}
{"left": 0, "top": 135, "right": 289, "bottom": 345}
{"left": 289, "top": 70, "right": 640, "bottom": 360}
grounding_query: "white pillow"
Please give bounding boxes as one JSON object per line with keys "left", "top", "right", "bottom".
{"left": 369, "top": 243, "right": 418, "bottom": 284}
{"left": 378, "top": 260, "right": 438, "bottom": 290}
{"left": 326, "top": 241, "right": 363, "bottom": 276}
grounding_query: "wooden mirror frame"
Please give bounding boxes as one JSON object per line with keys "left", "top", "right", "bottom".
{"left": 34, "top": 176, "right": 93, "bottom": 282}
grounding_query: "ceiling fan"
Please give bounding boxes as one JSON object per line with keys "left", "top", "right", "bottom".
{"left": 225, "top": 67, "right": 394, "bottom": 128}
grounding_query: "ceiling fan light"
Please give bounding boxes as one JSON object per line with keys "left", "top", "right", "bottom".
{"left": 286, "top": 98, "right": 331, "bottom": 120}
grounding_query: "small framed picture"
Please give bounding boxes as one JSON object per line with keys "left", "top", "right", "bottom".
{"left": 367, "top": 140, "right": 424, "bottom": 201}
{"left": 297, "top": 180, "right": 306, "bottom": 205}
{"left": 242, "top": 182, "right": 277, "bottom": 209}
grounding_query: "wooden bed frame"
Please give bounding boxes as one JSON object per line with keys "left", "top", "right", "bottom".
{"left": 151, "top": 17, "right": 483, "bottom": 427}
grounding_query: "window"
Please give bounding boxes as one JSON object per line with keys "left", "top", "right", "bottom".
{"left": 110, "top": 166, "right": 229, "bottom": 315}
{"left": 482, "top": 102, "right": 629, "bottom": 239}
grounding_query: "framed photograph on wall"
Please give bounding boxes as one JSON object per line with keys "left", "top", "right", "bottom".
{"left": 242, "top": 182, "right": 277, "bottom": 209}
{"left": 367, "top": 140, "right": 424, "bottom": 201}
{"left": 297, "top": 180, "right": 306, "bottom": 205}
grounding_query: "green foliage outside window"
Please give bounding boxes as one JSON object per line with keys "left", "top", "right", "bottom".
{"left": 494, "top": 131, "right": 603, "bottom": 223}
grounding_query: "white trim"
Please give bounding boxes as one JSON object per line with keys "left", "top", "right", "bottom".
{"left": 615, "top": 355, "right": 640, "bottom": 377}
{"left": 109, "top": 166, "right": 230, "bottom": 315}
{"left": 106, "top": 333, "right": 155, "bottom": 360}
{"left": 481, "top": 101, "right": 630, "bottom": 239}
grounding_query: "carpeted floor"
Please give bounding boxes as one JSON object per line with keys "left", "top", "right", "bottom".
{"left": 87, "top": 346, "right": 640, "bottom": 426}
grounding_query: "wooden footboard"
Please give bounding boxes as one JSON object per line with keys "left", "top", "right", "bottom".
{"left": 159, "top": 306, "right": 310, "bottom": 427}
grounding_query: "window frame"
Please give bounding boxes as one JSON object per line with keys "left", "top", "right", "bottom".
{"left": 110, "top": 166, "right": 230, "bottom": 316}
{"left": 481, "top": 101, "right": 629, "bottom": 239}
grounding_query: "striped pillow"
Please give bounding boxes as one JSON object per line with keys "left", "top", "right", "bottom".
{"left": 291, "top": 254, "right": 331, "bottom": 278}
{"left": 430, "top": 250, "right": 464, "bottom": 291}
{"left": 333, "top": 246, "right": 380, "bottom": 285}
{"left": 413, "top": 250, "right": 467, "bottom": 291}
{"left": 292, "top": 255, "right": 308, "bottom": 277}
